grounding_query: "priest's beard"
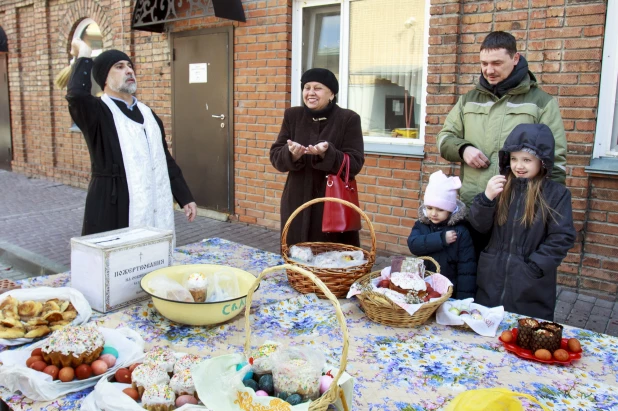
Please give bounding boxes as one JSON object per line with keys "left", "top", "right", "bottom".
{"left": 109, "top": 75, "right": 138, "bottom": 95}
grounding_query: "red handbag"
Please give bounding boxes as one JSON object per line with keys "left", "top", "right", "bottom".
{"left": 322, "top": 153, "right": 362, "bottom": 233}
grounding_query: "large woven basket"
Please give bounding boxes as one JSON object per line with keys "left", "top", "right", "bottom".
{"left": 244, "top": 264, "right": 350, "bottom": 411}
{"left": 281, "top": 197, "right": 376, "bottom": 299}
{"left": 353, "top": 256, "right": 453, "bottom": 327}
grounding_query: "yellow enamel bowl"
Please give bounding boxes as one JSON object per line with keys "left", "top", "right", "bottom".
{"left": 140, "top": 264, "right": 257, "bottom": 326}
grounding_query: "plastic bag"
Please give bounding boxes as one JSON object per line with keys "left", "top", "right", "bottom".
{"left": 436, "top": 299, "right": 505, "bottom": 337}
{"left": 271, "top": 347, "right": 325, "bottom": 401}
{"left": 289, "top": 246, "right": 314, "bottom": 263}
{"left": 248, "top": 340, "right": 281, "bottom": 375}
{"left": 0, "top": 327, "right": 144, "bottom": 401}
{"left": 206, "top": 271, "right": 240, "bottom": 302}
{"left": 445, "top": 388, "right": 549, "bottom": 411}
{"left": 312, "top": 251, "right": 366, "bottom": 268}
{"left": 148, "top": 276, "right": 195, "bottom": 302}
{"left": 0, "top": 286, "right": 93, "bottom": 346}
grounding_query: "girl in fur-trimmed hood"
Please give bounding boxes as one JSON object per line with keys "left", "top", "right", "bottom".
{"left": 407, "top": 171, "right": 477, "bottom": 299}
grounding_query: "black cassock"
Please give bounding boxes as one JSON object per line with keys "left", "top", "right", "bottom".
{"left": 67, "top": 58, "right": 194, "bottom": 236}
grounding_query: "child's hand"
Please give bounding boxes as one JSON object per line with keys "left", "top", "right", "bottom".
{"left": 445, "top": 230, "right": 457, "bottom": 244}
{"left": 485, "top": 175, "right": 507, "bottom": 201}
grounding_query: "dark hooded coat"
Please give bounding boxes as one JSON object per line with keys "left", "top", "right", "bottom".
{"left": 66, "top": 58, "right": 194, "bottom": 235}
{"left": 407, "top": 201, "right": 477, "bottom": 299}
{"left": 270, "top": 105, "right": 364, "bottom": 247}
{"left": 469, "top": 123, "right": 576, "bottom": 320}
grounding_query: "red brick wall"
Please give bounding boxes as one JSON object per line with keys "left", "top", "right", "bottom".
{"left": 1, "top": 0, "right": 616, "bottom": 297}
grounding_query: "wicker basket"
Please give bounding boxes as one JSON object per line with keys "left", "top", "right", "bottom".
{"left": 352, "top": 256, "right": 453, "bottom": 327}
{"left": 244, "top": 264, "right": 350, "bottom": 411}
{"left": 281, "top": 197, "right": 376, "bottom": 299}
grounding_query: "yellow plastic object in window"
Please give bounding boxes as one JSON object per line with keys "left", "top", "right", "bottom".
{"left": 445, "top": 388, "right": 549, "bottom": 411}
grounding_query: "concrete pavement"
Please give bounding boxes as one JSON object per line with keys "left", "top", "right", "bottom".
{"left": 0, "top": 169, "right": 617, "bottom": 336}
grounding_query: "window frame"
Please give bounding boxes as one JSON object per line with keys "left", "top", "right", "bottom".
{"left": 291, "top": 0, "right": 429, "bottom": 157}
{"left": 588, "top": 0, "right": 618, "bottom": 175}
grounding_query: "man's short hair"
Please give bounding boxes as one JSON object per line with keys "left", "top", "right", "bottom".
{"left": 480, "top": 31, "right": 518, "bottom": 57}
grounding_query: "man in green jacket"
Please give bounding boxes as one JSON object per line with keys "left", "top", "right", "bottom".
{"left": 437, "top": 31, "right": 567, "bottom": 207}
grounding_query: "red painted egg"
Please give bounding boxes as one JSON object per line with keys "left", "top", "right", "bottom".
{"left": 75, "top": 364, "right": 93, "bottom": 380}
{"left": 115, "top": 368, "right": 132, "bottom": 383}
{"left": 43, "top": 365, "right": 60, "bottom": 380}
{"left": 122, "top": 387, "right": 140, "bottom": 401}
{"left": 176, "top": 395, "right": 198, "bottom": 407}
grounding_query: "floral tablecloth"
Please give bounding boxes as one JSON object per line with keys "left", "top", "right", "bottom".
{"left": 1, "top": 238, "right": 617, "bottom": 411}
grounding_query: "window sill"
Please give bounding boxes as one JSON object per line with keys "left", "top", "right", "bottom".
{"left": 364, "top": 141, "right": 424, "bottom": 158}
{"left": 585, "top": 157, "right": 618, "bottom": 176}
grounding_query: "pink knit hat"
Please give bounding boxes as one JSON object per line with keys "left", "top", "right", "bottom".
{"left": 423, "top": 170, "right": 461, "bottom": 212}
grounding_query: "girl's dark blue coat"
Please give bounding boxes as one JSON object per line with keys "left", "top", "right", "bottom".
{"left": 407, "top": 203, "right": 477, "bottom": 299}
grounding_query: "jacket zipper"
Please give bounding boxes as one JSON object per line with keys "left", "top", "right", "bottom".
{"left": 500, "top": 191, "right": 522, "bottom": 305}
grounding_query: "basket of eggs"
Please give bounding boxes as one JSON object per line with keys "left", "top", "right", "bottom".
{"left": 351, "top": 256, "right": 453, "bottom": 327}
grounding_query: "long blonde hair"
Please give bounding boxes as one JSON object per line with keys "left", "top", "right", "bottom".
{"left": 496, "top": 170, "right": 560, "bottom": 227}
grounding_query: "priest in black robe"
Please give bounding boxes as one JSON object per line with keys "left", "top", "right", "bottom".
{"left": 67, "top": 39, "right": 197, "bottom": 236}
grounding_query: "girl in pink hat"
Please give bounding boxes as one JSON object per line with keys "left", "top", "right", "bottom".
{"left": 407, "top": 170, "right": 477, "bottom": 299}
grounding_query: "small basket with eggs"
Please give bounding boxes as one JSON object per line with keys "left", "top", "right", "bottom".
{"left": 348, "top": 256, "right": 453, "bottom": 327}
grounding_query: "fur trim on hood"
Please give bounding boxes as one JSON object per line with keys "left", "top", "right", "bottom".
{"left": 418, "top": 199, "right": 467, "bottom": 226}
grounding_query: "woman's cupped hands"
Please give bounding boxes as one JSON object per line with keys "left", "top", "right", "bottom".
{"left": 287, "top": 139, "right": 329, "bottom": 161}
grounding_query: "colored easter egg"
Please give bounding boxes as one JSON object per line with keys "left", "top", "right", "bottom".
{"left": 122, "top": 387, "right": 139, "bottom": 401}
{"left": 286, "top": 394, "right": 302, "bottom": 405}
{"left": 98, "top": 354, "right": 116, "bottom": 368}
{"left": 101, "top": 346, "right": 119, "bottom": 358}
{"left": 75, "top": 364, "right": 93, "bottom": 380}
{"left": 176, "top": 395, "right": 198, "bottom": 406}
{"left": 256, "top": 390, "right": 268, "bottom": 396}
{"left": 258, "top": 374, "right": 274, "bottom": 395}
{"left": 91, "top": 360, "right": 108, "bottom": 376}
{"left": 242, "top": 370, "right": 254, "bottom": 381}
{"left": 236, "top": 362, "right": 247, "bottom": 371}
{"left": 58, "top": 367, "right": 75, "bottom": 382}
{"left": 319, "top": 374, "right": 334, "bottom": 394}
{"left": 243, "top": 379, "right": 258, "bottom": 391}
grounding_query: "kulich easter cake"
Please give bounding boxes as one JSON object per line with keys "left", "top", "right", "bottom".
{"left": 40, "top": 325, "right": 104, "bottom": 368}
{"left": 169, "top": 369, "right": 198, "bottom": 399}
{"left": 186, "top": 272, "right": 207, "bottom": 303}
{"left": 132, "top": 363, "right": 171, "bottom": 397}
{"left": 141, "top": 383, "right": 176, "bottom": 411}
{"left": 173, "top": 353, "right": 202, "bottom": 374}
{"left": 144, "top": 347, "right": 177, "bottom": 375}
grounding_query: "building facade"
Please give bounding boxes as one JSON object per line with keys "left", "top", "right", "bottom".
{"left": 0, "top": 0, "right": 617, "bottom": 298}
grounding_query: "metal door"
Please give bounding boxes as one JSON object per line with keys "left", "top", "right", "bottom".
{"left": 172, "top": 28, "right": 233, "bottom": 212}
{"left": 0, "top": 53, "right": 11, "bottom": 171}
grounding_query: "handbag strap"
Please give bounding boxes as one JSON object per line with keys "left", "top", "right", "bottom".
{"left": 336, "top": 153, "right": 351, "bottom": 184}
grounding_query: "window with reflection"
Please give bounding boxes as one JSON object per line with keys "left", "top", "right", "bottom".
{"left": 295, "top": 0, "right": 428, "bottom": 151}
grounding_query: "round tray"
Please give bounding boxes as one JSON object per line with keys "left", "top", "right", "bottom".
{"left": 499, "top": 328, "right": 582, "bottom": 365}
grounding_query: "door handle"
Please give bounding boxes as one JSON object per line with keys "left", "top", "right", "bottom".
{"left": 212, "top": 114, "right": 225, "bottom": 120}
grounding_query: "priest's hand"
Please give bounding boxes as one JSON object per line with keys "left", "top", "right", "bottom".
{"left": 71, "top": 38, "right": 92, "bottom": 59}
{"left": 184, "top": 202, "right": 197, "bottom": 222}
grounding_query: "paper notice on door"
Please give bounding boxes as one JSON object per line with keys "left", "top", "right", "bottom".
{"left": 189, "top": 63, "right": 207, "bottom": 83}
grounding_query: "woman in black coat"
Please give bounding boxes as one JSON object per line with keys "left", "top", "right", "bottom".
{"left": 469, "top": 123, "right": 576, "bottom": 320}
{"left": 270, "top": 68, "right": 364, "bottom": 247}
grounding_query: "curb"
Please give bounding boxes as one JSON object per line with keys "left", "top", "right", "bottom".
{"left": 0, "top": 241, "right": 69, "bottom": 275}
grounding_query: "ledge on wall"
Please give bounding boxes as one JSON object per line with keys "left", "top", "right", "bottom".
{"left": 365, "top": 143, "right": 424, "bottom": 158}
{"left": 585, "top": 157, "right": 618, "bottom": 176}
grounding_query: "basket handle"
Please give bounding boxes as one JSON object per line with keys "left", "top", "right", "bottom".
{"left": 243, "top": 264, "right": 349, "bottom": 407}
{"left": 417, "top": 256, "right": 440, "bottom": 276}
{"left": 281, "top": 197, "right": 376, "bottom": 258}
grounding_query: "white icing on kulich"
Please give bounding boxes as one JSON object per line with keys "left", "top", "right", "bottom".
{"left": 141, "top": 383, "right": 175, "bottom": 406}
{"left": 132, "top": 363, "right": 170, "bottom": 388}
{"left": 186, "top": 272, "right": 207, "bottom": 289}
{"left": 170, "top": 369, "right": 195, "bottom": 395}
{"left": 390, "top": 272, "right": 426, "bottom": 291}
{"left": 143, "top": 347, "right": 176, "bottom": 373}
{"left": 41, "top": 325, "right": 104, "bottom": 357}
{"left": 173, "top": 353, "right": 202, "bottom": 374}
